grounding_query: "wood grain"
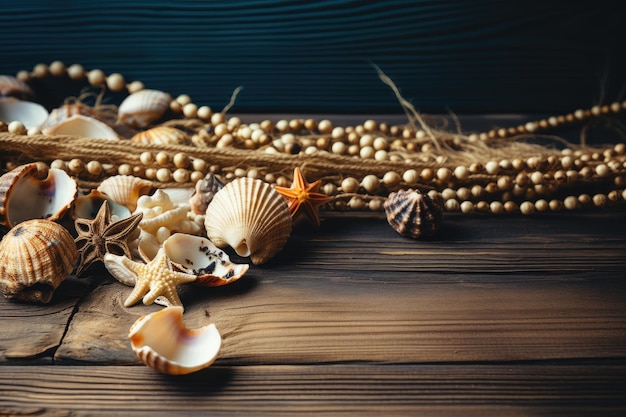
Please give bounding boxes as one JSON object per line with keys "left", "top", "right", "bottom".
{"left": 0, "top": 363, "right": 624, "bottom": 416}
{"left": 48, "top": 212, "right": 626, "bottom": 365}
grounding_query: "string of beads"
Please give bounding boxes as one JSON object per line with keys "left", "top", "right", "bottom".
{"left": 1, "top": 61, "right": 625, "bottom": 215}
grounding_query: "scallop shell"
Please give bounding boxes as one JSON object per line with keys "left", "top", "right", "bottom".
{"left": 0, "top": 75, "right": 33, "bottom": 98}
{"left": 117, "top": 89, "right": 171, "bottom": 128}
{"left": 383, "top": 189, "right": 443, "bottom": 238}
{"left": 190, "top": 173, "right": 223, "bottom": 215}
{"left": 0, "top": 163, "right": 78, "bottom": 228}
{"left": 131, "top": 126, "right": 189, "bottom": 145}
{"left": 204, "top": 177, "right": 292, "bottom": 265}
{"left": 163, "top": 233, "right": 249, "bottom": 287}
{"left": 73, "top": 189, "right": 132, "bottom": 221}
{"left": 0, "top": 98, "right": 49, "bottom": 130}
{"left": 42, "top": 114, "right": 120, "bottom": 140}
{"left": 97, "top": 175, "right": 153, "bottom": 212}
{"left": 129, "top": 306, "right": 221, "bottom": 375}
{"left": 42, "top": 102, "right": 98, "bottom": 129}
{"left": 0, "top": 219, "right": 78, "bottom": 303}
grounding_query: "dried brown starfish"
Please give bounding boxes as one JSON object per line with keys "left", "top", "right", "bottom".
{"left": 74, "top": 200, "right": 143, "bottom": 277}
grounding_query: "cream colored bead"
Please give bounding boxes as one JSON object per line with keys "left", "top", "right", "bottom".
{"left": 489, "top": 201, "right": 504, "bottom": 214}
{"left": 359, "top": 134, "right": 374, "bottom": 148}
{"left": 139, "top": 152, "right": 154, "bottom": 166}
{"left": 595, "top": 163, "right": 610, "bottom": 177}
{"left": 48, "top": 60, "right": 66, "bottom": 77}
{"left": 341, "top": 177, "right": 360, "bottom": 193}
{"left": 445, "top": 199, "right": 460, "bottom": 212}
{"left": 233, "top": 168, "right": 246, "bottom": 178}
{"left": 155, "top": 168, "right": 171, "bottom": 182}
{"left": 213, "top": 123, "right": 229, "bottom": 138}
{"left": 563, "top": 196, "right": 579, "bottom": 210}
{"left": 8, "top": 121, "right": 26, "bottom": 135}
{"left": 520, "top": 201, "right": 534, "bottom": 215}
{"left": 578, "top": 194, "right": 591, "bottom": 206}
{"left": 497, "top": 176, "right": 512, "bottom": 190}
{"left": 116, "top": 164, "right": 131, "bottom": 176}
{"left": 155, "top": 152, "right": 169, "bottom": 166}
{"left": 348, "top": 196, "right": 365, "bottom": 210}
{"left": 86, "top": 160, "right": 103, "bottom": 176}
{"left": 359, "top": 146, "right": 375, "bottom": 159}
{"left": 66, "top": 64, "right": 85, "bottom": 80}
{"left": 361, "top": 175, "right": 380, "bottom": 193}
{"left": 347, "top": 131, "right": 360, "bottom": 144}
{"left": 471, "top": 185, "right": 484, "bottom": 198}
{"left": 347, "top": 144, "right": 360, "bottom": 156}
{"left": 106, "top": 73, "right": 125, "bottom": 92}
{"left": 32, "top": 63, "right": 49, "bottom": 78}
{"left": 169, "top": 100, "right": 182, "bottom": 113}
{"left": 68, "top": 158, "right": 85, "bottom": 174}
{"left": 317, "top": 119, "right": 333, "bottom": 134}
{"left": 453, "top": 166, "right": 469, "bottom": 181}
{"left": 50, "top": 159, "right": 67, "bottom": 171}
{"left": 534, "top": 199, "right": 548, "bottom": 212}
{"left": 189, "top": 171, "right": 204, "bottom": 183}
{"left": 420, "top": 168, "right": 434, "bottom": 182}
{"left": 548, "top": 199, "right": 562, "bottom": 211}
{"left": 197, "top": 106, "right": 212, "bottom": 120}
{"left": 504, "top": 201, "right": 518, "bottom": 213}
{"left": 87, "top": 69, "right": 106, "bottom": 86}
{"left": 331, "top": 127, "right": 345, "bottom": 140}
{"left": 173, "top": 153, "right": 190, "bottom": 169}
{"left": 401, "top": 169, "right": 418, "bottom": 185}
{"left": 441, "top": 188, "right": 456, "bottom": 201}
{"left": 363, "top": 119, "right": 377, "bottom": 132}
{"left": 144, "top": 167, "right": 157, "bottom": 180}
{"left": 435, "top": 167, "right": 452, "bottom": 182}
{"left": 592, "top": 194, "right": 607, "bottom": 207}
{"left": 211, "top": 112, "right": 225, "bottom": 125}
{"left": 530, "top": 171, "right": 544, "bottom": 185}
{"left": 382, "top": 171, "right": 401, "bottom": 188}
{"left": 331, "top": 141, "right": 346, "bottom": 155}
{"left": 183, "top": 103, "right": 198, "bottom": 119}
{"left": 127, "top": 80, "right": 145, "bottom": 94}
{"left": 485, "top": 161, "right": 499, "bottom": 175}
{"left": 171, "top": 168, "right": 190, "bottom": 183}
{"left": 456, "top": 187, "right": 470, "bottom": 201}
{"left": 369, "top": 198, "right": 384, "bottom": 211}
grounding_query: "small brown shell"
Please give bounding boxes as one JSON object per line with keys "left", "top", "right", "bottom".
{"left": 189, "top": 173, "right": 223, "bottom": 216}
{"left": 0, "top": 75, "right": 33, "bottom": 99}
{"left": 129, "top": 306, "right": 221, "bottom": 375}
{"left": 97, "top": 175, "right": 153, "bottom": 212}
{"left": 131, "top": 126, "right": 189, "bottom": 146}
{"left": 0, "top": 163, "right": 78, "bottom": 228}
{"left": 117, "top": 89, "right": 171, "bottom": 128}
{"left": 0, "top": 219, "right": 78, "bottom": 303}
{"left": 204, "top": 177, "right": 292, "bottom": 265}
{"left": 383, "top": 189, "right": 443, "bottom": 238}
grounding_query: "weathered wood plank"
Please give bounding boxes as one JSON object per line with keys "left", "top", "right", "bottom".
{"left": 53, "top": 212, "right": 626, "bottom": 365}
{"left": 0, "top": 363, "right": 625, "bottom": 416}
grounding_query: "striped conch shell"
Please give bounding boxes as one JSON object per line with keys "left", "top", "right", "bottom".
{"left": 204, "top": 177, "right": 292, "bottom": 265}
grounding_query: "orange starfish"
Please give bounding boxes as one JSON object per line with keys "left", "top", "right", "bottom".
{"left": 275, "top": 167, "right": 332, "bottom": 227}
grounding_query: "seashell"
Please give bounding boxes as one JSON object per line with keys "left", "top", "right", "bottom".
{"left": 42, "top": 114, "right": 120, "bottom": 140}
{"left": 129, "top": 306, "right": 222, "bottom": 375}
{"left": 161, "top": 187, "right": 195, "bottom": 207}
{"left": 0, "top": 98, "right": 49, "bottom": 130}
{"left": 163, "top": 233, "right": 249, "bottom": 287}
{"left": 0, "top": 219, "right": 78, "bottom": 303}
{"left": 190, "top": 173, "right": 224, "bottom": 215}
{"left": 117, "top": 89, "right": 171, "bottom": 128}
{"left": 42, "top": 102, "right": 100, "bottom": 130}
{"left": 73, "top": 189, "right": 132, "bottom": 221}
{"left": 383, "top": 188, "right": 443, "bottom": 238}
{"left": 0, "top": 163, "right": 78, "bottom": 228}
{"left": 204, "top": 177, "right": 292, "bottom": 265}
{"left": 131, "top": 126, "right": 189, "bottom": 146}
{"left": 97, "top": 175, "right": 153, "bottom": 212}
{"left": 0, "top": 75, "right": 33, "bottom": 98}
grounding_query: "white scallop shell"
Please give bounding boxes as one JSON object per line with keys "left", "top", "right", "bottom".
{"left": 204, "top": 177, "right": 292, "bottom": 265}
{"left": 0, "top": 98, "right": 49, "bottom": 130}
{"left": 117, "top": 89, "right": 171, "bottom": 128}
{"left": 97, "top": 175, "right": 153, "bottom": 212}
{"left": 0, "top": 163, "right": 78, "bottom": 228}
{"left": 0, "top": 75, "right": 33, "bottom": 98}
{"left": 42, "top": 114, "right": 120, "bottom": 140}
{"left": 163, "top": 233, "right": 249, "bottom": 287}
{"left": 131, "top": 126, "right": 188, "bottom": 145}
{"left": 129, "top": 306, "right": 222, "bottom": 375}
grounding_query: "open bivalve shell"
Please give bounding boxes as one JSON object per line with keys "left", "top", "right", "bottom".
{"left": 42, "top": 114, "right": 120, "bottom": 140}
{"left": 117, "top": 89, "right": 171, "bottom": 128}
{"left": 0, "top": 163, "right": 78, "bottom": 228}
{"left": 129, "top": 306, "right": 222, "bottom": 375}
{"left": 0, "top": 97, "right": 49, "bottom": 130}
{"left": 0, "top": 219, "right": 78, "bottom": 303}
{"left": 163, "top": 233, "right": 249, "bottom": 287}
{"left": 204, "top": 177, "right": 292, "bottom": 265}
{"left": 97, "top": 175, "right": 153, "bottom": 212}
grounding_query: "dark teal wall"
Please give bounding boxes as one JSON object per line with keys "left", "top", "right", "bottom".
{"left": 1, "top": 1, "right": 624, "bottom": 114}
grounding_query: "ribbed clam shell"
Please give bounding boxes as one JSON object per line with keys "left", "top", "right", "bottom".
{"left": 204, "top": 177, "right": 292, "bottom": 265}
{"left": 0, "top": 163, "right": 78, "bottom": 228}
{"left": 0, "top": 219, "right": 78, "bottom": 303}
{"left": 97, "top": 175, "right": 153, "bottom": 212}
{"left": 42, "top": 114, "right": 120, "bottom": 140}
{"left": 0, "top": 98, "right": 49, "bottom": 130}
{"left": 163, "top": 233, "right": 249, "bottom": 287}
{"left": 131, "top": 126, "right": 189, "bottom": 145}
{"left": 0, "top": 75, "right": 33, "bottom": 98}
{"left": 117, "top": 89, "right": 171, "bottom": 128}
{"left": 129, "top": 306, "right": 222, "bottom": 375}
{"left": 383, "top": 189, "right": 443, "bottom": 238}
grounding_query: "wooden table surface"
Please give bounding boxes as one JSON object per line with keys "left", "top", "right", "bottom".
{"left": 1, "top": 209, "right": 625, "bottom": 416}
{"left": 1, "top": 113, "right": 626, "bottom": 416}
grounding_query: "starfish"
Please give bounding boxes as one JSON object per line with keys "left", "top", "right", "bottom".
{"left": 274, "top": 167, "right": 332, "bottom": 228}
{"left": 74, "top": 200, "right": 143, "bottom": 277}
{"left": 104, "top": 248, "right": 197, "bottom": 307}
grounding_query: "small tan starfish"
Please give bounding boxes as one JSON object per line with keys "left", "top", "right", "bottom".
{"left": 274, "top": 167, "right": 332, "bottom": 228}
{"left": 74, "top": 201, "right": 143, "bottom": 277}
{"left": 104, "top": 248, "right": 197, "bottom": 307}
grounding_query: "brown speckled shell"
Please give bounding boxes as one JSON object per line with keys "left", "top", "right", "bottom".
{"left": 384, "top": 189, "right": 443, "bottom": 238}
{"left": 0, "top": 219, "right": 78, "bottom": 303}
